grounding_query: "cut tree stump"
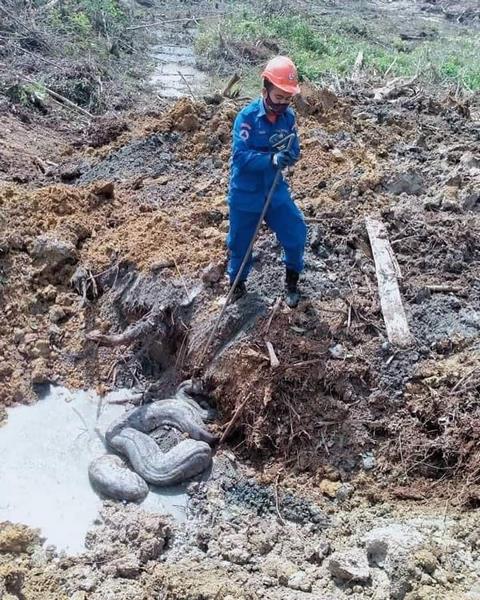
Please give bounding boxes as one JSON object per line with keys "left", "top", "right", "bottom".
{"left": 365, "top": 217, "right": 413, "bottom": 348}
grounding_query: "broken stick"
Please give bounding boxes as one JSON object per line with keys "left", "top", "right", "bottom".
{"left": 265, "top": 341, "right": 280, "bottom": 369}
{"left": 219, "top": 393, "right": 252, "bottom": 445}
{"left": 365, "top": 217, "right": 413, "bottom": 348}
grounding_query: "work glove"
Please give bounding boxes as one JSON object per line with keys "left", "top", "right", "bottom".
{"left": 272, "top": 150, "right": 297, "bottom": 170}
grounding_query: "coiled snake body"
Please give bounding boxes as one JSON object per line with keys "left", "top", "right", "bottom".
{"left": 89, "top": 382, "right": 216, "bottom": 502}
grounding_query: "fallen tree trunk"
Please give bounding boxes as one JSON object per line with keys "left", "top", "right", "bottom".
{"left": 365, "top": 217, "right": 413, "bottom": 348}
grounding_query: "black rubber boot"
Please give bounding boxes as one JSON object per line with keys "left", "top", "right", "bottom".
{"left": 230, "top": 280, "right": 247, "bottom": 302}
{"left": 285, "top": 268, "right": 300, "bottom": 308}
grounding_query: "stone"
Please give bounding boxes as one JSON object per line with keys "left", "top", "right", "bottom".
{"left": 41, "top": 285, "right": 58, "bottom": 301}
{"left": 49, "top": 305, "right": 67, "bottom": 323}
{"left": 329, "top": 344, "right": 345, "bottom": 359}
{"left": 30, "top": 235, "right": 77, "bottom": 270}
{"left": 33, "top": 339, "right": 51, "bottom": 358}
{"left": 328, "top": 549, "right": 370, "bottom": 583}
{"left": 263, "top": 556, "right": 298, "bottom": 583}
{"left": 364, "top": 524, "right": 425, "bottom": 599}
{"left": 336, "top": 483, "right": 355, "bottom": 502}
{"left": 363, "top": 524, "right": 424, "bottom": 567}
{"left": 31, "top": 359, "right": 49, "bottom": 384}
{"left": 219, "top": 534, "right": 251, "bottom": 565}
{"left": 305, "top": 540, "right": 331, "bottom": 564}
{"left": 362, "top": 452, "right": 376, "bottom": 470}
{"left": 78, "top": 577, "right": 96, "bottom": 592}
{"left": 415, "top": 549, "right": 438, "bottom": 575}
{"left": 459, "top": 151, "right": 480, "bottom": 170}
{"left": 201, "top": 262, "right": 225, "bottom": 285}
{"left": 13, "top": 328, "right": 25, "bottom": 344}
{"left": 319, "top": 479, "right": 342, "bottom": 498}
{"left": 288, "top": 571, "right": 312, "bottom": 592}
{"left": 386, "top": 171, "right": 424, "bottom": 196}
{"left": 110, "top": 555, "right": 140, "bottom": 578}
{"left": 331, "top": 148, "right": 345, "bottom": 162}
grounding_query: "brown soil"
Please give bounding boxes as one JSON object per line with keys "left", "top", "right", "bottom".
{"left": 1, "top": 2, "right": 480, "bottom": 598}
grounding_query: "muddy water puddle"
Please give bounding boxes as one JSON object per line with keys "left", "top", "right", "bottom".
{"left": 151, "top": 26, "right": 210, "bottom": 98}
{"left": 0, "top": 386, "right": 188, "bottom": 554}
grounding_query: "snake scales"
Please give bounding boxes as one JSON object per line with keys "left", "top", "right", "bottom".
{"left": 89, "top": 381, "right": 217, "bottom": 502}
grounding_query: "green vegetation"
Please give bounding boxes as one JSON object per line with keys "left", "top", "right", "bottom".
{"left": 48, "top": 0, "right": 127, "bottom": 52}
{"left": 196, "top": 9, "right": 480, "bottom": 91}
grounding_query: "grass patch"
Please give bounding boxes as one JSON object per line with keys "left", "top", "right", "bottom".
{"left": 196, "top": 8, "right": 480, "bottom": 91}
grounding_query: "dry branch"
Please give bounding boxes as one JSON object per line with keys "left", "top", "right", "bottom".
{"left": 373, "top": 75, "right": 418, "bottom": 101}
{"left": 365, "top": 217, "right": 413, "bottom": 348}
{"left": 265, "top": 341, "right": 280, "bottom": 369}
{"left": 16, "top": 74, "right": 94, "bottom": 118}
{"left": 219, "top": 393, "right": 252, "bottom": 445}
{"left": 86, "top": 315, "right": 166, "bottom": 348}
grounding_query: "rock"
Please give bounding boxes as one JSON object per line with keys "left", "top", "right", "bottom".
{"left": 70, "top": 593, "right": 87, "bottom": 600}
{"left": 203, "top": 227, "right": 218, "bottom": 239}
{"left": 461, "top": 189, "right": 480, "bottom": 211}
{"left": 222, "top": 546, "right": 251, "bottom": 565}
{"left": 363, "top": 523, "right": 425, "bottom": 599}
{"left": 30, "top": 235, "right": 77, "bottom": 270}
{"left": 319, "top": 479, "right": 342, "bottom": 498}
{"left": 49, "top": 305, "right": 67, "bottom": 323}
{"left": 13, "top": 328, "right": 25, "bottom": 344}
{"left": 219, "top": 534, "right": 251, "bottom": 565}
{"left": 33, "top": 339, "right": 50, "bottom": 358}
{"left": 288, "top": 571, "right": 312, "bottom": 592}
{"left": 329, "top": 343, "right": 345, "bottom": 359}
{"left": 78, "top": 577, "right": 96, "bottom": 592}
{"left": 363, "top": 524, "right": 424, "bottom": 567}
{"left": 305, "top": 540, "right": 331, "bottom": 564}
{"left": 331, "top": 148, "right": 345, "bottom": 162}
{"left": 31, "top": 359, "right": 49, "bottom": 384}
{"left": 362, "top": 452, "right": 376, "bottom": 470}
{"left": 386, "top": 171, "right": 424, "bottom": 196}
{"left": 90, "top": 180, "right": 115, "bottom": 199}
{"left": 336, "top": 483, "right": 355, "bottom": 502}
{"left": 110, "top": 555, "right": 140, "bottom": 578}
{"left": 201, "top": 262, "right": 225, "bottom": 285}
{"left": 0, "top": 523, "right": 41, "bottom": 553}
{"left": 41, "top": 285, "right": 58, "bottom": 302}
{"left": 459, "top": 151, "right": 480, "bottom": 170}
{"left": 415, "top": 549, "right": 438, "bottom": 575}
{"left": 328, "top": 549, "right": 370, "bottom": 583}
{"left": 263, "top": 556, "right": 298, "bottom": 583}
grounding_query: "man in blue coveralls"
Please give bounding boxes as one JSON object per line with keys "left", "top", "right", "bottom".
{"left": 226, "top": 56, "right": 307, "bottom": 308}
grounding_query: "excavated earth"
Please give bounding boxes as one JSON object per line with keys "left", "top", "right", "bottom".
{"left": 1, "top": 70, "right": 480, "bottom": 599}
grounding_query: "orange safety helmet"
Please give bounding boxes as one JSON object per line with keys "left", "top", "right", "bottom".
{"left": 261, "top": 56, "right": 300, "bottom": 96}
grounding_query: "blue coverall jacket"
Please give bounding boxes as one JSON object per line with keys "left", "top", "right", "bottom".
{"left": 226, "top": 97, "right": 307, "bottom": 283}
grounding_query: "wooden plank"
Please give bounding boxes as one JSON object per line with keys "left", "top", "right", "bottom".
{"left": 365, "top": 217, "right": 413, "bottom": 348}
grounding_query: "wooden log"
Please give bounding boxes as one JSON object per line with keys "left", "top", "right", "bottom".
{"left": 365, "top": 217, "right": 413, "bottom": 348}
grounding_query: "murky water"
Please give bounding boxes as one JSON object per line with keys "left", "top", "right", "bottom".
{"left": 151, "top": 26, "right": 209, "bottom": 98}
{"left": 0, "top": 386, "right": 188, "bottom": 554}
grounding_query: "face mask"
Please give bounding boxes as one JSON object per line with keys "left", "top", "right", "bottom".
{"left": 264, "top": 91, "right": 289, "bottom": 115}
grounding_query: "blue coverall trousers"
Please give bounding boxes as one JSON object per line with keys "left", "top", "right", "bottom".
{"left": 227, "top": 200, "right": 307, "bottom": 283}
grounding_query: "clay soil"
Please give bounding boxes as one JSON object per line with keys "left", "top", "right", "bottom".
{"left": 1, "top": 1, "right": 480, "bottom": 599}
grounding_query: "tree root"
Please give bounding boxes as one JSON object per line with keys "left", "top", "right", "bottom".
{"left": 86, "top": 313, "right": 167, "bottom": 348}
